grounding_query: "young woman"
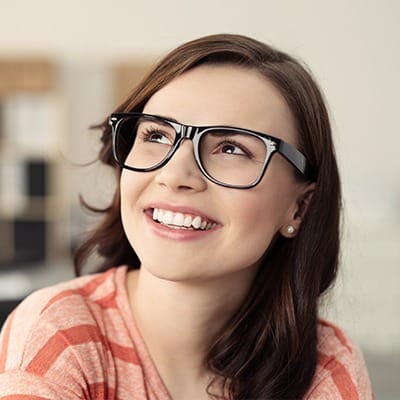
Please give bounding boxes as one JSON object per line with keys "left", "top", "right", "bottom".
{"left": 0, "top": 34, "right": 373, "bottom": 399}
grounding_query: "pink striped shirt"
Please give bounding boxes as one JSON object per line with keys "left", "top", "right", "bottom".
{"left": 0, "top": 266, "right": 373, "bottom": 399}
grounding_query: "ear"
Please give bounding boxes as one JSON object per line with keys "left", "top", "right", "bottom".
{"left": 280, "top": 182, "right": 316, "bottom": 238}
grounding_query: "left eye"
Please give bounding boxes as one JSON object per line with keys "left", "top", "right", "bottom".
{"left": 217, "top": 141, "right": 252, "bottom": 157}
{"left": 220, "top": 143, "right": 246, "bottom": 155}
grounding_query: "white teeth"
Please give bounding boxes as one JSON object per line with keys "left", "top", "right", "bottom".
{"left": 192, "top": 216, "right": 202, "bottom": 229}
{"left": 172, "top": 213, "right": 184, "bottom": 226}
{"left": 151, "top": 208, "right": 216, "bottom": 231}
{"left": 183, "top": 215, "right": 192, "bottom": 227}
{"left": 162, "top": 210, "right": 173, "bottom": 225}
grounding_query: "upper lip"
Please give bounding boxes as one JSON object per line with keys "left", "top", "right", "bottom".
{"left": 144, "top": 202, "right": 219, "bottom": 224}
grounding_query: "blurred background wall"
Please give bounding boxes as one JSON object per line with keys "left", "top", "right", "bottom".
{"left": 0, "top": 0, "right": 399, "bottom": 397}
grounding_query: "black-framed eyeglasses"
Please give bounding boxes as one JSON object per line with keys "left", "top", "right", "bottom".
{"left": 109, "top": 112, "right": 314, "bottom": 189}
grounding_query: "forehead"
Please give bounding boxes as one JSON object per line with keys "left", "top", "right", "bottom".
{"left": 143, "top": 64, "right": 297, "bottom": 144}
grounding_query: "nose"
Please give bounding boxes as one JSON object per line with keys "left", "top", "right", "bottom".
{"left": 153, "top": 140, "right": 208, "bottom": 192}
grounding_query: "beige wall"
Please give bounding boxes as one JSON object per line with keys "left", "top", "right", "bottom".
{"left": 1, "top": 0, "right": 399, "bottom": 354}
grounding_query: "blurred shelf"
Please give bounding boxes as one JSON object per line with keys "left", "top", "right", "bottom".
{"left": 0, "top": 259, "right": 74, "bottom": 301}
{"left": 0, "top": 258, "right": 75, "bottom": 328}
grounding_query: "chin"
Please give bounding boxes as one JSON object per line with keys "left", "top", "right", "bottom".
{"left": 139, "top": 257, "right": 202, "bottom": 281}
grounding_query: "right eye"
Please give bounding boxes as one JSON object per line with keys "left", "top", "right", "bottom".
{"left": 139, "top": 127, "right": 173, "bottom": 145}
{"left": 143, "top": 129, "right": 171, "bottom": 144}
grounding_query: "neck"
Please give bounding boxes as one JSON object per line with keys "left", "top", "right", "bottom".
{"left": 127, "top": 266, "right": 256, "bottom": 398}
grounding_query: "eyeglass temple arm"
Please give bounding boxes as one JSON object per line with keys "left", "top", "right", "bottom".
{"left": 278, "top": 141, "right": 315, "bottom": 181}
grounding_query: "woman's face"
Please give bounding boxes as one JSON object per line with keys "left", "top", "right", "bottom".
{"left": 120, "top": 65, "right": 310, "bottom": 284}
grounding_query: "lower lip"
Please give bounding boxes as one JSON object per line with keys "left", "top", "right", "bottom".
{"left": 145, "top": 212, "right": 219, "bottom": 241}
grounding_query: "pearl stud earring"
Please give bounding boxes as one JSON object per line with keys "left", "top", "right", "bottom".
{"left": 287, "top": 226, "right": 295, "bottom": 234}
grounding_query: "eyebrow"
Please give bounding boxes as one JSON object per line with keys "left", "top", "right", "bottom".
{"left": 151, "top": 113, "right": 179, "bottom": 123}
{"left": 148, "top": 114, "right": 246, "bottom": 131}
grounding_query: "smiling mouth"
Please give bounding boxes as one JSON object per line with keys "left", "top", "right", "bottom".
{"left": 149, "top": 208, "right": 218, "bottom": 231}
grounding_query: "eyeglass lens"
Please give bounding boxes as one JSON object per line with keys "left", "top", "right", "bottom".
{"left": 114, "top": 115, "right": 269, "bottom": 186}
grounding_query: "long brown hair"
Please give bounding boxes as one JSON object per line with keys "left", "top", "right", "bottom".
{"left": 74, "top": 34, "right": 341, "bottom": 399}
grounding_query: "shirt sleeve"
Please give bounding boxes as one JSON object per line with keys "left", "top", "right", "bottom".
{"left": 306, "top": 354, "right": 374, "bottom": 399}
{"left": 0, "top": 286, "right": 112, "bottom": 400}
{"left": 305, "top": 322, "right": 374, "bottom": 400}
{"left": 0, "top": 369, "right": 81, "bottom": 399}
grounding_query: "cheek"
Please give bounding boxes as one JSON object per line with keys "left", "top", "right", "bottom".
{"left": 120, "top": 171, "right": 146, "bottom": 240}
{"left": 236, "top": 197, "right": 280, "bottom": 256}
{"left": 235, "top": 188, "right": 288, "bottom": 232}
{"left": 120, "top": 188, "right": 133, "bottom": 225}
{"left": 229, "top": 185, "right": 293, "bottom": 257}
{"left": 120, "top": 173, "right": 135, "bottom": 234}
{"left": 120, "top": 169, "right": 144, "bottom": 206}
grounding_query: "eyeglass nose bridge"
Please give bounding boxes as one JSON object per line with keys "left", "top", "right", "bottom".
{"left": 159, "top": 123, "right": 201, "bottom": 168}
{"left": 168, "top": 122, "right": 202, "bottom": 154}
{"left": 170, "top": 121, "right": 198, "bottom": 139}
